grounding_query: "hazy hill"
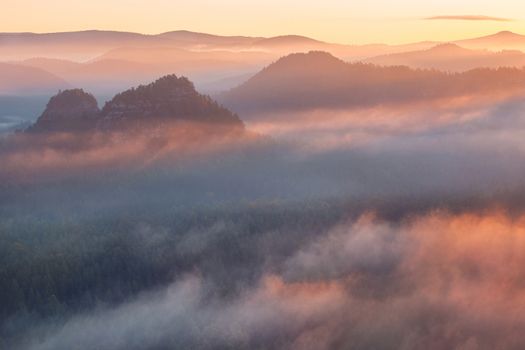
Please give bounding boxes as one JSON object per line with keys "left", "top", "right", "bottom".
{"left": 4, "top": 29, "right": 525, "bottom": 62}
{"left": 19, "top": 57, "right": 82, "bottom": 74}
{"left": 0, "top": 62, "right": 69, "bottom": 95}
{"left": 94, "top": 46, "right": 273, "bottom": 73}
{"left": 253, "top": 35, "right": 325, "bottom": 50}
{"left": 0, "top": 30, "right": 148, "bottom": 45}
{"left": 218, "top": 51, "right": 525, "bottom": 116}
{"left": 17, "top": 57, "right": 167, "bottom": 95}
{"left": 0, "top": 30, "right": 308, "bottom": 60}
{"left": 21, "top": 57, "right": 149, "bottom": 85}
{"left": 455, "top": 31, "right": 525, "bottom": 50}
{"left": 16, "top": 47, "right": 274, "bottom": 94}
{"left": 366, "top": 43, "right": 525, "bottom": 71}
{"left": 0, "top": 29, "right": 437, "bottom": 62}
{"left": 157, "top": 30, "right": 261, "bottom": 47}
{"left": 0, "top": 30, "right": 163, "bottom": 60}
{"left": 7, "top": 29, "right": 525, "bottom": 98}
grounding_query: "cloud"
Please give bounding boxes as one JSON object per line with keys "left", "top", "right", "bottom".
{"left": 0, "top": 122, "right": 252, "bottom": 185}
{"left": 425, "top": 15, "right": 512, "bottom": 22}
{"left": 246, "top": 92, "right": 525, "bottom": 155}
{"left": 5, "top": 92, "right": 525, "bottom": 205}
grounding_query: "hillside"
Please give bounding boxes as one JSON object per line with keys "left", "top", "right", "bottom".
{"left": 27, "top": 89, "right": 100, "bottom": 132}
{"left": 218, "top": 51, "right": 525, "bottom": 116}
{"left": 455, "top": 31, "right": 525, "bottom": 50}
{"left": 365, "top": 43, "right": 525, "bottom": 71}
{"left": 0, "top": 62, "right": 69, "bottom": 95}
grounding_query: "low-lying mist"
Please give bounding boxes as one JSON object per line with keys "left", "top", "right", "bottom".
{"left": 3, "top": 91, "right": 525, "bottom": 210}
{"left": 14, "top": 208, "right": 525, "bottom": 350}
{"left": 4, "top": 75, "right": 525, "bottom": 350}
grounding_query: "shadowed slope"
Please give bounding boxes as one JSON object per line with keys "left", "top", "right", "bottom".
{"left": 218, "top": 51, "right": 525, "bottom": 116}
{"left": 27, "top": 89, "right": 99, "bottom": 133}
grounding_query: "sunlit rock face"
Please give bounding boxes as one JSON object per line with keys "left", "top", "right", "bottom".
{"left": 27, "top": 89, "right": 100, "bottom": 133}
{"left": 98, "top": 75, "right": 244, "bottom": 131}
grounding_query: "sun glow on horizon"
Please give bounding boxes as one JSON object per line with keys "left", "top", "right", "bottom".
{"left": 3, "top": 0, "right": 525, "bottom": 45}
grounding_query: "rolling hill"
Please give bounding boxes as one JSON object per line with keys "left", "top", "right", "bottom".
{"left": 218, "top": 51, "right": 525, "bottom": 116}
{"left": 0, "top": 62, "right": 69, "bottom": 95}
{"left": 455, "top": 31, "right": 525, "bottom": 50}
{"left": 365, "top": 43, "right": 525, "bottom": 71}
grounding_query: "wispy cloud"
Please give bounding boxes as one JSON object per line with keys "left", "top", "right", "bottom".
{"left": 425, "top": 15, "right": 512, "bottom": 22}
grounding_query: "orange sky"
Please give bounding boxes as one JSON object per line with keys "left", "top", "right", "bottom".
{"left": 2, "top": 0, "right": 525, "bottom": 44}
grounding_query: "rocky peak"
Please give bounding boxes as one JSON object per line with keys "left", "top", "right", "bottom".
{"left": 27, "top": 89, "right": 100, "bottom": 132}
{"left": 99, "top": 74, "right": 243, "bottom": 130}
{"left": 26, "top": 75, "right": 244, "bottom": 134}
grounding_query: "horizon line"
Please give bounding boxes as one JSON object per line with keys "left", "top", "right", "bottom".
{"left": 0, "top": 28, "right": 523, "bottom": 47}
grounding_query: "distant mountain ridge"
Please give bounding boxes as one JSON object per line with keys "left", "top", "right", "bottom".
{"left": 0, "top": 30, "right": 338, "bottom": 61}
{"left": 455, "top": 31, "right": 525, "bottom": 49}
{"left": 3, "top": 29, "right": 525, "bottom": 60}
{"left": 157, "top": 30, "right": 262, "bottom": 46}
{"left": 5, "top": 29, "right": 525, "bottom": 101}
{"left": 365, "top": 43, "right": 525, "bottom": 71}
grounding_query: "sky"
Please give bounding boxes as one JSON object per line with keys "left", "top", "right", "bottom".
{"left": 2, "top": 0, "right": 525, "bottom": 44}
